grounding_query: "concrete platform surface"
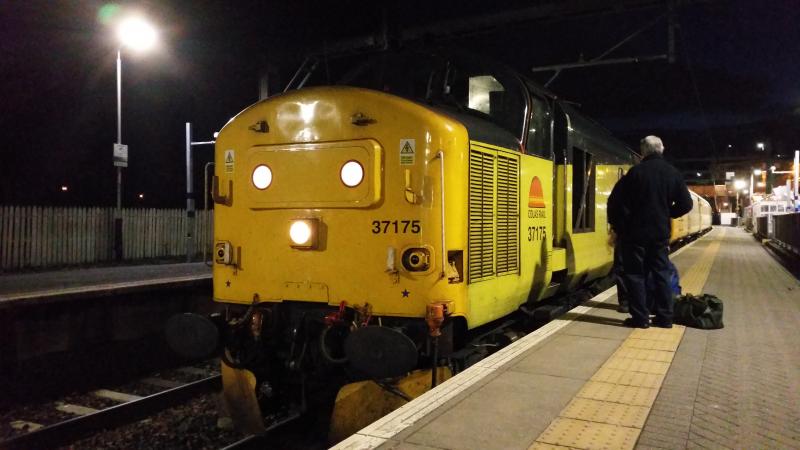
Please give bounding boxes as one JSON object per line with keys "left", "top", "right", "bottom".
{"left": 0, "top": 262, "right": 211, "bottom": 306}
{"left": 335, "top": 227, "right": 800, "bottom": 450}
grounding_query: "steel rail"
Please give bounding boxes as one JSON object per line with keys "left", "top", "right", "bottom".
{"left": 220, "top": 410, "right": 302, "bottom": 450}
{"left": 0, "top": 375, "right": 221, "bottom": 450}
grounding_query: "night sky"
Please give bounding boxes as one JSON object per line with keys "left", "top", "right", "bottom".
{"left": 1, "top": 0, "right": 798, "bottom": 207}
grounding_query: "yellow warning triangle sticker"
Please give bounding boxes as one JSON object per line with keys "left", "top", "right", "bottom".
{"left": 401, "top": 142, "right": 414, "bottom": 154}
{"left": 225, "top": 153, "right": 234, "bottom": 163}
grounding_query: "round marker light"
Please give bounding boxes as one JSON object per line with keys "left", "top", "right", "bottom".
{"left": 252, "top": 165, "right": 272, "bottom": 189}
{"left": 290, "top": 221, "right": 312, "bottom": 245}
{"left": 340, "top": 161, "right": 364, "bottom": 187}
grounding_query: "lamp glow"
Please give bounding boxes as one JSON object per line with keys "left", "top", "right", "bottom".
{"left": 753, "top": 169, "right": 762, "bottom": 176}
{"left": 252, "top": 165, "right": 272, "bottom": 189}
{"left": 340, "top": 161, "right": 364, "bottom": 187}
{"left": 117, "top": 17, "right": 158, "bottom": 52}
{"left": 734, "top": 179, "right": 747, "bottom": 190}
{"left": 290, "top": 221, "right": 312, "bottom": 245}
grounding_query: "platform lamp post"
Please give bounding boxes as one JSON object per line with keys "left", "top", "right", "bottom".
{"left": 751, "top": 168, "right": 762, "bottom": 203}
{"left": 734, "top": 179, "right": 747, "bottom": 219}
{"left": 112, "top": 17, "right": 158, "bottom": 260}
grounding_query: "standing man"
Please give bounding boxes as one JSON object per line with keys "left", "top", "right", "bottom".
{"left": 608, "top": 136, "right": 692, "bottom": 328}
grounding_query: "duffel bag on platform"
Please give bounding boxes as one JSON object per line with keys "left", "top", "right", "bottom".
{"left": 674, "top": 294, "right": 724, "bottom": 329}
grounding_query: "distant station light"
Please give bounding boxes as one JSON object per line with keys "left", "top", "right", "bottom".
{"left": 753, "top": 168, "right": 762, "bottom": 176}
{"left": 138, "top": 193, "right": 144, "bottom": 199}
{"left": 757, "top": 182, "right": 766, "bottom": 187}
{"left": 734, "top": 179, "right": 747, "bottom": 190}
{"left": 723, "top": 202, "right": 729, "bottom": 207}
{"left": 696, "top": 172, "right": 702, "bottom": 177}
{"left": 727, "top": 144, "right": 732, "bottom": 148}
{"left": 60, "top": 185, "right": 68, "bottom": 192}
{"left": 756, "top": 142, "right": 765, "bottom": 151}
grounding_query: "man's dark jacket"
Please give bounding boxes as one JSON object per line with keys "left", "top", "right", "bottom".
{"left": 608, "top": 153, "right": 693, "bottom": 245}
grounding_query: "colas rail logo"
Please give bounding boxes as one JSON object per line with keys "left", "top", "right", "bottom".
{"left": 527, "top": 176, "right": 546, "bottom": 218}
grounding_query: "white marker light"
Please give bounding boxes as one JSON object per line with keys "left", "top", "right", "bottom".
{"left": 753, "top": 169, "right": 762, "bottom": 176}
{"left": 252, "top": 165, "right": 272, "bottom": 189}
{"left": 290, "top": 221, "right": 312, "bottom": 245}
{"left": 340, "top": 161, "right": 364, "bottom": 187}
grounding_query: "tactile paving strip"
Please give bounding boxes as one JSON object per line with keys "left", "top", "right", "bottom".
{"left": 613, "top": 347, "right": 675, "bottom": 363}
{"left": 529, "top": 231, "right": 724, "bottom": 450}
{"left": 537, "top": 418, "right": 640, "bottom": 450}
{"left": 561, "top": 398, "right": 650, "bottom": 428}
{"left": 591, "top": 367, "right": 665, "bottom": 389}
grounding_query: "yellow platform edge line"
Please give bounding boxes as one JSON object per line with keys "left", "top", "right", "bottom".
{"left": 530, "top": 230, "right": 725, "bottom": 450}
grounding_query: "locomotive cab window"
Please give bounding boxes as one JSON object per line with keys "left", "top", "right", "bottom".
{"left": 572, "top": 147, "right": 595, "bottom": 233}
{"left": 526, "top": 94, "right": 551, "bottom": 158}
{"left": 441, "top": 60, "right": 527, "bottom": 142}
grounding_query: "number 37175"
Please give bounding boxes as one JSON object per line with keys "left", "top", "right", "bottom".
{"left": 371, "top": 220, "right": 421, "bottom": 234}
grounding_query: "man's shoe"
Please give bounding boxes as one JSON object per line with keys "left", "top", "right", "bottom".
{"left": 617, "top": 304, "right": 629, "bottom": 313}
{"left": 623, "top": 318, "right": 650, "bottom": 329}
{"left": 651, "top": 319, "right": 673, "bottom": 329}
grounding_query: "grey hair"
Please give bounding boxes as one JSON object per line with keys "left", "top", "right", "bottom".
{"left": 640, "top": 135, "right": 664, "bottom": 156}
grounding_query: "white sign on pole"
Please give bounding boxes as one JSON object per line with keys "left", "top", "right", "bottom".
{"left": 725, "top": 171, "right": 734, "bottom": 180}
{"left": 113, "top": 144, "right": 129, "bottom": 167}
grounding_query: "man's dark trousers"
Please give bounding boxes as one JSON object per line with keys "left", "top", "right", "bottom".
{"left": 613, "top": 245, "right": 629, "bottom": 311}
{"left": 620, "top": 239, "right": 673, "bottom": 325}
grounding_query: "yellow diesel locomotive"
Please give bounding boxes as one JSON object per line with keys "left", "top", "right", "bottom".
{"left": 167, "top": 49, "right": 709, "bottom": 431}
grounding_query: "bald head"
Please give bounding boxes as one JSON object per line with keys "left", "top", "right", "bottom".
{"left": 640, "top": 135, "right": 664, "bottom": 157}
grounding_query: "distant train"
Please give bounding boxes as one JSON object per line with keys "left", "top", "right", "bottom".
{"left": 671, "top": 190, "right": 713, "bottom": 243}
{"left": 166, "top": 48, "right": 712, "bottom": 431}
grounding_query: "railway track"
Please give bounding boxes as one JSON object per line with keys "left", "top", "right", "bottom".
{"left": 0, "top": 362, "right": 242, "bottom": 449}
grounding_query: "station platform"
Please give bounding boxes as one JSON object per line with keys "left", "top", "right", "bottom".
{"left": 335, "top": 227, "right": 800, "bottom": 450}
{"left": 0, "top": 262, "right": 211, "bottom": 308}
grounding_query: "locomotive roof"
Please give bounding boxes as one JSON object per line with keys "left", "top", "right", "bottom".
{"left": 293, "top": 47, "right": 637, "bottom": 160}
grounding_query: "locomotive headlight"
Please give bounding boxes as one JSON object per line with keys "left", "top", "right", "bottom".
{"left": 252, "top": 164, "right": 272, "bottom": 190}
{"left": 340, "top": 160, "right": 364, "bottom": 187}
{"left": 289, "top": 219, "right": 319, "bottom": 249}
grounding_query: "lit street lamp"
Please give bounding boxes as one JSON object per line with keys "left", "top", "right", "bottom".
{"left": 113, "top": 16, "right": 157, "bottom": 259}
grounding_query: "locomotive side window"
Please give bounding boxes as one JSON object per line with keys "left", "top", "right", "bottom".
{"left": 526, "top": 94, "right": 551, "bottom": 158}
{"left": 572, "top": 147, "right": 596, "bottom": 233}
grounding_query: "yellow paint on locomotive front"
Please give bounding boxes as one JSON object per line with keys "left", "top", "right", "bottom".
{"left": 213, "top": 87, "right": 469, "bottom": 320}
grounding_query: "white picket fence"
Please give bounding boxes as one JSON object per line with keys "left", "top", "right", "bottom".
{"left": 0, "top": 206, "right": 213, "bottom": 271}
